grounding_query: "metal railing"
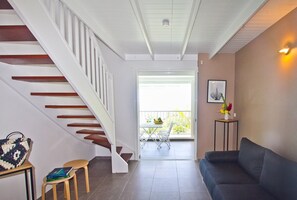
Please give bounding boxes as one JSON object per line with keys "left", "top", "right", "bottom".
{"left": 140, "top": 111, "right": 192, "bottom": 135}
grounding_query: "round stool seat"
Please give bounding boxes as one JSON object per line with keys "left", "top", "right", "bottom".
{"left": 63, "top": 159, "right": 90, "bottom": 193}
{"left": 42, "top": 170, "right": 78, "bottom": 200}
{"left": 64, "top": 159, "right": 88, "bottom": 170}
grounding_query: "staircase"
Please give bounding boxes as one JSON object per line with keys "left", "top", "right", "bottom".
{"left": 0, "top": 0, "right": 132, "bottom": 172}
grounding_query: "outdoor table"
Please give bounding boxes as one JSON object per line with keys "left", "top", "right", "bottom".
{"left": 140, "top": 123, "right": 163, "bottom": 147}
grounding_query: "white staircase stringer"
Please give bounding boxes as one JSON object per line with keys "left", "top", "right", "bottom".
{"left": 111, "top": 144, "right": 128, "bottom": 173}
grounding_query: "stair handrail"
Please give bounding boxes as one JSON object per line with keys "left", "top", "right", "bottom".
{"left": 41, "top": 0, "right": 114, "bottom": 120}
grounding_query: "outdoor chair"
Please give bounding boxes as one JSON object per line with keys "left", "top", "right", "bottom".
{"left": 157, "top": 122, "right": 174, "bottom": 149}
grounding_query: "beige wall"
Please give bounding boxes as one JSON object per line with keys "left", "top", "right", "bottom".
{"left": 198, "top": 53, "right": 235, "bottom": 158}
{"left": 235, "top": 8, "right": 297, "bottom": 161}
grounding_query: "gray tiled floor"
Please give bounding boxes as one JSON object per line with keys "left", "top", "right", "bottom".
{"left": 140, "top": 141, "right": 194, "bottom": 160}
{"left": 42, "top": 158, "right": 211, "bottom": 200}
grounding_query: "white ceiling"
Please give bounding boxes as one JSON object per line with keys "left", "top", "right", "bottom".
{"left": 64, "top": 0, "right": 297, "bottom": 60}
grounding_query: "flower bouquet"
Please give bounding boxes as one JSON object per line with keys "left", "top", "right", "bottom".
{"left": 219, "top": 94, "right": 232, "bottom": 120}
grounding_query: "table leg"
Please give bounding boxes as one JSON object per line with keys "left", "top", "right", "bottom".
{"left": 214, "top": 121, "right": 216, "bottom": 151}
{"left": 29, "top": 167, "right": 34, "bottom": 200}
{"left": 64, "top": 181, "right": 70, "bottom": 200}
{"left": 41, "top": 183, "right": 46, "bottom": 200}
{"left": 227, "top": 123, "right": 229, "bottom": 151}
{"left": 73, "top": 174, "right": 79, "bottom": 200}
{"left": 84, "top": 166, "right": 90, "bottom": 193}
{"left": 24, "top": 169, "right": 29, "bottom": 200}
{"left": 236, "top": 122, "right": 239, "bottom": 150}
{"left": 52, "top": 184, "right": 57, "bottom": 200}
{"left": 223, "top": 123, "right": 226, "bottom": 151}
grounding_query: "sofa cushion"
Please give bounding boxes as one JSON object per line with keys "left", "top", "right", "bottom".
{"left": 212, "top": 184, "right": 277, "bottom": 200}
{"left": 238, "top": 137, "right": 266, "bottom": 181}
{"left": 205, "top": 151, "right": 239, "bottom": 163}
{"left": 260, "top": 150, "right": 297, "bottom": 200}
{"left": 199, "top": 159, "right": 257, "bottom": 195}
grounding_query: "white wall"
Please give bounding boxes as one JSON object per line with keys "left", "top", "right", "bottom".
{"left": 0, "top": 79, "right": 95, "bottom": 199}
{"left": 98, "top": 41, "right": 198, "bottom": 158}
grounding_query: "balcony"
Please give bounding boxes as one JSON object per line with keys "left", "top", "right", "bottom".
{"left": 139, "top": 111, "right": 192, "bottom": 139}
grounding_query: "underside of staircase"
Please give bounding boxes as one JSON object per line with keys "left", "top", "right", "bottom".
{"left": 0, "top": 0, "right": 132, "bottom": 169}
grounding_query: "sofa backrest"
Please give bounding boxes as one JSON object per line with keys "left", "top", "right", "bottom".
{"left": 238, "top": 138, "right": 266, "bottom": 181}
{"left": 260, "top": 149, "right": 297, "bottom": 200}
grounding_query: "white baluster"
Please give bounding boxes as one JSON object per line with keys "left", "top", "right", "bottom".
{"left": 99, "top": 58, "right": 104, "bottom": 100}
{"left": 90, "top": 42, "right": 95, "bottom": 87}
{"left": 66, "top": 8, "right": 73, "bottom": 51}
{"left": 103, "top": 67, "right": 107, "bottom": 106}
{"left": 85, "top": 29, "right": 91, "bottom": 82}
{"left": 58, "top": 2, "right": 65, "bottom": 38}
{"left": 73, "top": 15, "right": 80, "bottom": 63}
{"left": 80, "top": 22, "right": 86, "bottom": 74}
{"left": 95, "top": 49, "right": 100, "bottom": 97}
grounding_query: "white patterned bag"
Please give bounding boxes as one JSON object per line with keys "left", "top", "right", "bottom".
{"left": 0, "top": 131, "right": 32, "bottom": 171}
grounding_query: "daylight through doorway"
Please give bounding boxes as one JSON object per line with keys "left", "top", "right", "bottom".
{"left": 137, "top": 73, "right": 196, "bottom": 160}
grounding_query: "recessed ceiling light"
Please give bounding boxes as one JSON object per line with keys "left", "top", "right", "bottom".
{"left": 162, "top": 19, "right": 170, "bottom": 27}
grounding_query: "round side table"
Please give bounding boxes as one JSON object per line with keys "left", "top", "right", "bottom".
{"left": 41, "top": 170, "right": 78, "bottom": 200}
{"left": 64, "top": 159, "right": 90, "bottom": 193}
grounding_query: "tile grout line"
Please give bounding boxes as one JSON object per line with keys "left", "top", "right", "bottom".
{"left": 117, "top": 161, "right": 140, "bottom": 200}
{"left": 175, "top": 160, "right": 181, "bottom": 200}
{"left": 148, "top": 160, "right": 157, "bottom": 200}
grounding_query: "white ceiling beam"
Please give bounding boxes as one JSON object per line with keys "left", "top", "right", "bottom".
{"left": 129, "top": 0, "right": 154, "bottom": 60}
{"left": 61, "top": 0, "right": 126, "bottom": 60}
{"left": 181, "top": 0, "right": 201, "bottom": 60}
{"left": 209, "top": 0, "right": 268, "bottom": 59}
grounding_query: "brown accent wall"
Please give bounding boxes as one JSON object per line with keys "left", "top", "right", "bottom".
{"left": 198, "top": 53, "right": 235, "bottom": 158}
{"left": 235, "top": 8, "right": 297, "bottom": 161}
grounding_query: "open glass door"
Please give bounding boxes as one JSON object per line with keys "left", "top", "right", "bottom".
{"left": 137, "top": 72, "right": 196, "bottom": 160}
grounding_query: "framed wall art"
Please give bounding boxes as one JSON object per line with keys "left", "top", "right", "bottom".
{"left": 207, "top": 80, "right": 226, "bottom": 103}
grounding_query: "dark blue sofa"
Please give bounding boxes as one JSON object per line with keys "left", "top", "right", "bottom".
{"left": 199, "top": 138, "right": 297, "bottom": 200}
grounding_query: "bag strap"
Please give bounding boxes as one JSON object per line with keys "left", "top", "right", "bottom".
{"left": 6, "top": 131, "right": 25, "bottom": 139}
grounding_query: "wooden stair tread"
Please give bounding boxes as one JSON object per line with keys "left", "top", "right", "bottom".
{"left": 57, "top": 115, "right": 95, "bottom": 119}
{"left": 45, "top": 105, "right": 88, "bottom": 109}
{"left": 0, "top": 0, "right": 13, "bottom": 9}
{"left": 0, "top": 26, "right": 36, "bottom": 41}
{"left": 92, "top": 141, "right": 111, "bottom": 149}
{"left": 12, "top": 76, "right": 67, "bottom": 82}
{"left": 76, "top": 129, "right": 105, "bottom": 135}
{"left": 84, "top": 135, "right": 108, "bottom": 142}
{"left": 116, "top": 146, "right": 123, "bottom": 154}
{"left": 31, "top": 92, "right": 78, "bottom": 96}
{"left": 68, "top": 123, "right": 101, "bottom": 127}
{"left": 121, "top": 153, "right": 133, "bottom": 162}
{"left": 0, "top": 55, "right": 53, "bottom": 64}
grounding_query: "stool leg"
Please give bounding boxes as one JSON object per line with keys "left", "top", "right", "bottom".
{"left": 52, "top": 184, "right": 57, "bottom": 200}
{"left": 41, "top": 183, "right": 46, "bottom": 200}
{"left": 73, "top": 174, "right": 79, "bottom": 200}
{"left": 64, "top": 180, "right": 71, "bottom": 200}
{"left": 84, "top": 166, "right": 90, "bottom": 193}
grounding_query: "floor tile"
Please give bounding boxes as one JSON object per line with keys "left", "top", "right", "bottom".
{"left": 141, "top": 141, "right": 194, "bottom": 160}
{"left": 40, "top": 158, "right": 211, "bottom": 200}
{"left": 150, "top": 191, "right": 180, "bottom": 200}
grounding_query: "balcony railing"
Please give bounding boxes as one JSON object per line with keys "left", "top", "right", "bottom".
{"left": 140, "top": 111, "right": 191, "bottom": 136}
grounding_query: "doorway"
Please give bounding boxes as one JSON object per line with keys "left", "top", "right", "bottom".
{"left": 137, "top": 72, "right": 197, "bottom": 160}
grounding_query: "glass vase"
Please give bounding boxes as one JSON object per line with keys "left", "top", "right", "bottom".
{"left": 224, "top": 113, "right": 229, "bottom": 120}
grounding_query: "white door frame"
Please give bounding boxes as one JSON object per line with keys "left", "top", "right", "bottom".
{"left": 136, "top": 70, "right": 198, "bottom": 160}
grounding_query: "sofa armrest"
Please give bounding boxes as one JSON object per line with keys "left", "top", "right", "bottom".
{"left": 205, "top": 151, "right": 239, "bottom": 163}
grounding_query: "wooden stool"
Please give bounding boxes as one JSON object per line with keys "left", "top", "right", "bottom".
{"left": 64, "top": 159, "right": 90, "bottom": 193}
{"left": 41, "top": 170, "right": 78, "bottom": 200}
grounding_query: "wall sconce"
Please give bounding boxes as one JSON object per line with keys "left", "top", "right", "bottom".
{"left": 279, "top": 46, "right": 290, "bottom": 55}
